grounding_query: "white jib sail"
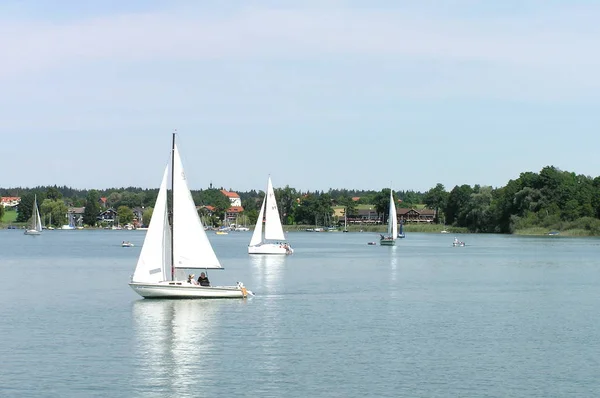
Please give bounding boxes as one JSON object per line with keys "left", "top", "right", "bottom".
{"left": 32, "top": 195, "right": 42, "bottom": 232}
{"left": 263, "top": 176, "right": 286, "bottom": 241}
{"left": 389, "top": 190, "right": 398, "bottom": 238}
{"left": 249, "top": 195, "right": 266, "bottom": 246}
{"left": 132, "top": 166, "right": 171, "bottom": 283}
{"left": 172, "top": 144, "right": 222, "bottom": 270}
{"left": 35, "top": 205, "right": 42, "bottom": 232}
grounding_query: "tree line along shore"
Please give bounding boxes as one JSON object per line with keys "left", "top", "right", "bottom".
{"left": 2, "top": 165, "right": 600, "bottom": 236}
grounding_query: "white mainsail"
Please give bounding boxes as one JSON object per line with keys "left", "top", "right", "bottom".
{"left": 263, "top": 176, "right": 285, "bottom": 241}
{"left": 249, "top": 196, "right": 266, "bottom": 246}
{"left": 388, "top": 190, "right": 398, "bottom": 238}
{"left": 172, "top": 144, "right": 222, "bottom": 270}
{"left": 132, "top": 166, "right": 171, "bottom": 283}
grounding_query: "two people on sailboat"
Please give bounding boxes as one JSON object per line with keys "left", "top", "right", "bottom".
{"left": 277, "top": 242, "right": 292, "bottom": 254}
{"left": 188, "top": 273, "right": 210, "bottom": 286}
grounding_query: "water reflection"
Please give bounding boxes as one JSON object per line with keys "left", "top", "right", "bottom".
{"left": 250, "top": 255, "right": 285, "bottom": 295}
{"left": 250, "top": 255, "right": 285, "bottom": 380}
{"left": 131, "top": 299, "right": 220, "bottom": 397}
{"left": 389, "top": 246, "right": 398, "bottom": 283}
{"left": 389, "top": 246, "right": 399, "bottom": 300}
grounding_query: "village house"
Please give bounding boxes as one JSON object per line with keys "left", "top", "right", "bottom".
{"left": 1, "top": 196, "right": 21, "bottom": 208}
{"left": 220, "top": 190, "right": 244, "bottom": 224}
{"left": 197, "top": 205, "right": 215, "bottom": 216}
{"left": 132, "top": 207, "right": 144, "bottom": 227}
{"left": 220, "top": 190, "right": 242, "bottom": 207}
{"left": 66, "top": 207, "right": 85, "bottom": 226}
{"left": 346, "top": 208, "right": 382, "bottom": 224}
{"left": 397, "top": 208, "right": 436, "bottom": 223}
{"left": 97, "top": 208, "right": 118, "bottom": 223}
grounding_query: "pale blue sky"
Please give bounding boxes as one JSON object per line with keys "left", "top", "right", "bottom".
{"left": 1, "top": 0, "right": 599, "bottom": 192}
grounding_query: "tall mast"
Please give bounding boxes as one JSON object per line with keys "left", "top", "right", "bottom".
{"left": 171, "top": 131, "right": 176, "bottom": 281}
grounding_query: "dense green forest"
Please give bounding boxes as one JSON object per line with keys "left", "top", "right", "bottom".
{"left": 3, "top": 166, "right": 600, "bottom": 235}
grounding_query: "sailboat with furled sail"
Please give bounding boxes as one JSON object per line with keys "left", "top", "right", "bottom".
{"left": 24, "top": 194, "right": 43, "bottom": 235}
{"left": 129, "top": 133, "right": 252, "bottom": 299}
{"left": 248, "top": 176, "right": 293, "bottom": 255}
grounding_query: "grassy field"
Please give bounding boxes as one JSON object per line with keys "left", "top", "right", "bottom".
{"left": 0, "top": 209, "right": 18, "bottom": 225}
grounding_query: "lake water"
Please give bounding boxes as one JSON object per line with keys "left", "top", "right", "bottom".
{"left": 1, "top": 230, "right": 599, "bottom": 397}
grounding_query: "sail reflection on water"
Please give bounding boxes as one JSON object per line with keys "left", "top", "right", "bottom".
{"left": 389, "top": 246, "right": 398, "bottom": 283}
{"left": 131, "top": 300, "right": 219, "bottom": 396}
{"left": 250, "top": 255, "right": 285, "bottom": 294}
{"left": 249, "top": 255, "right": 285, "bottom": 380}
{"left": 389, "top": 246, "right": 399, "bottom": 300}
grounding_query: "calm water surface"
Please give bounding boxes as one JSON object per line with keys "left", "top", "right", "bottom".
{"left": 1, "top": 230, "right": 599, "bottom": 397}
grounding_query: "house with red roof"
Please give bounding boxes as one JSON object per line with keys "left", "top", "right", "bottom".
{"left": 220, "top": 190, "right": 242, "bottom": 207}
{"left": 220, "top": 190, "right": 244, "bottom": 224}
{"left": 1, "top": 197, "right": 21, "bottom": 208}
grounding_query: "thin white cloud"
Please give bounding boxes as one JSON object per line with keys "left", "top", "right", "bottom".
{"left": 1, "top": 4, "right": 598, "bottom": 79}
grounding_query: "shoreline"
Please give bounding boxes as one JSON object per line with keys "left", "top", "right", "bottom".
{"left": 1, "top": 223, "right": 597, "bottom": 237}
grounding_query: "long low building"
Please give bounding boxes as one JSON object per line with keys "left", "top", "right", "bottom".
{"left": 1, "top": 196, "right": 21, "bottom": 208}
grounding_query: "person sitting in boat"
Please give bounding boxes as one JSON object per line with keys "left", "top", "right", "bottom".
{"left": 454, "top": 237, "right": 459, "bottom": 244}
{"left": 187, "top": 274, "right": 195, "bottom": 284}
{"left": 197, "top": 272, "right": 210, "bottom": 287}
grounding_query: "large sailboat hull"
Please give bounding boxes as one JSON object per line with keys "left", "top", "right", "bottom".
{"left": 24, "top": 230, "right": 41, "bottom": 235}
{"left": 380, "top": 239, "right": 396, "bottom": 246}
{"left": 129, "top": 281, "right": 252, "bottom": 299}
{"left": 248, "top": 243, "right": 293, "bottom": 255}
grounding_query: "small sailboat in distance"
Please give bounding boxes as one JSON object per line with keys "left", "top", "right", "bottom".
{"left": 397, "top": 220, "right": 405, "bottom": 238}
{"left": 24, "top": 195, "right": 43, "bottom": 236}
{"left": 248, "top": 176, "right": 293, "bottom": 255}
{"left": 380, "top": 189, "right": 397, "bottom": 246}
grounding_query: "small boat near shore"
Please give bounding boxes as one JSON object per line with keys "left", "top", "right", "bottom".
{"left": 452, "top": 237, "right": 466, "bottom": 247}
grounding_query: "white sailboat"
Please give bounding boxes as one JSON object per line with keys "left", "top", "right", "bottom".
{"left": 248, "top": 176, "right": 293, "bottom": 255}
{"left": 343, "top": 209, "right": 349, "bottom": 232}
{"left": 380, "top": 189, "right": 397, "bottom": 246}
{"left": 24, "top": 195, "right": 43, "bottom": 235}
{"left": 397, "top": 220, "right": 405, "bottom": 238}
{"left": 129, "top": 133, "right": 252, "bottom": 299}
{"left": 61, "top": 212, "right": 76, "bottom": 230}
